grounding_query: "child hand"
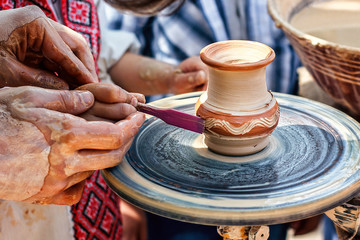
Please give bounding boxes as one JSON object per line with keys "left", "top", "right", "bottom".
{"left": 170, "top": 56, "right": 208, "bottom": 94}
{"left": 77, "top": 83, "right": 145, "bottom": 121}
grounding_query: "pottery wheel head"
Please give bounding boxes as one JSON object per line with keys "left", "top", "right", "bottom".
{"left": 102, "top": 92, "right": 360, "bottom": 226}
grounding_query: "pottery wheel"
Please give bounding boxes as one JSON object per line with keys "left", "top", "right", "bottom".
{"left": 102, "top": 92, "right": 360, "bottom": 226}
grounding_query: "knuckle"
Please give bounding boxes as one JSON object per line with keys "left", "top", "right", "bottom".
{"left": 14, "top": 87, "right": 37, "bottom": 104}
{"left": 74, "top": 32, "right": 89, "bottom": 49}
{"left": 23, "top": 5, "right": 47, "bottom": 21}
{"left": 25, "top": 5, "right": 44, "bottom": 15}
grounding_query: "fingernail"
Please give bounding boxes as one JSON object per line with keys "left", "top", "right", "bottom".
{"left": 174, "top": 68, "right": 182, "bottom": 74}
{"left": 139, "top": 94, "right": 146, "bottom": 103}
{"left": 136, "top": 112, "right": 146, "bottom": 122}
{"left": 130, "top": 97, "right": 138, "bottom": 107}
{"left": 197, "top": 70, "right": 206, "bottom": 81}
{"left": 76, "top": 90, "right": 94, "bottom": 107}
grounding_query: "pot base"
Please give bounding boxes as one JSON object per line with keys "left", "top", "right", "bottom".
{"left": 204, "top": 132, "right": 270, "bottom": 156}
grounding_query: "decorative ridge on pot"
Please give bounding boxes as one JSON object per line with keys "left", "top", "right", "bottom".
{"left": 196, "top": 40, "right": 280, "bottom": 156}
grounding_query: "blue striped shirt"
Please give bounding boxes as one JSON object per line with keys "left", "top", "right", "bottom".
{"left": 107, "top": 0, "right": 301, "bottom": 95}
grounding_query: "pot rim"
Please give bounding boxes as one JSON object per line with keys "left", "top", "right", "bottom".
{"left": 267, "top": 0, "right": 360, "bottom": 54}
{"left": 200, "top": 40, "right": 275, "bottom": 71}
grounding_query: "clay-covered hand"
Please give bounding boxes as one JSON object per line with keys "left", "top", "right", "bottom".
{"left": 170, "top": 56, "right": 208, "bottom": 94}
{"left": 0, "top": 6, "right": 98, "bottom": 90}
{"left": 120, "top": 200, "right": 147, "bottom": 240}
{"left": 0, "top": 86, "right": 145, "bottom": 205}
{"left": 77, "top": 83, "right": 146, "bottom": 121}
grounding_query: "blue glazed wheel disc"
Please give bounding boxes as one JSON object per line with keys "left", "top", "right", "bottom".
{"left": 102, "top": 92, "right": 360, "bottom": 226}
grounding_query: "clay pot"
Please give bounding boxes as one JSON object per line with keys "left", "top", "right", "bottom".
{"left": 268, "top": 0, "right": 360, "bottom": 115}
{"left": 195, "top": 40, "right": 280, "bottom": 155}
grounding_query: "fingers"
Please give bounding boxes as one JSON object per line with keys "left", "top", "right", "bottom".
{"left": 41, "top": 90, "right": 94, "bottom": 114}
{"left": 79, "top": 113, "right": 111, "bottom": 122}
{"left": 77, "top": 83, "right": 139, "bottom": 105}
{"left": 84, "top": 101, "right": 137, "bottom": 121}
{"left": 13, "top": 87, "right": 94, "bottom": 115}
{"left": 173, "top": 56, "right": 209, "bottom": 94}
{"left": 67, "top": 137, "right": 134, "bottom": 174}
{"left": 9, "top": 87, "right": 94, "bottom": 143}
{"left": 194, "top": 70, "right": 207, "bottom": 85}
{"left": 130, "top": 92, "right": 146, "bottom": 104}
{"left": 76, "top": 84, "right": 146, "bottom": 121}
{"left": 171, "top": 70, "right": 207, "bottom": 94}
{"left": 0, "top": 6, "right": 46, "bottom": 42}
{"left": 61, "top": 113, "right": 145, "bottom": 174}
{"left": 25, "top": 179, "right": 87, "bottom": 205}
{"left": 64, "top": 112, "right": 145, "bottom": 151}
{"left": 13, "top": 89, "right": 144, "bottom": 150}
{"left": 0, "top": 6, "right": 97, "bottom": 88}
{"left": 0, "top": 55, "right": 69, "bottom": 89}
{"left": 64, "top": 171, "right": 94, "bottom": 190}
{"left": 177, "top": 56, "right": 208, "bottom": 72}
{"left": 38, "top": 112, "right": 144, "bottom": 202}
{"left": 47, "top": 181, "right": 86, "bottom": 205}
{"left": 50, "top": 20, "right": 98, "bottom": 85}
{"left": 38, "top": 18, "right": 98, "bottom": 85}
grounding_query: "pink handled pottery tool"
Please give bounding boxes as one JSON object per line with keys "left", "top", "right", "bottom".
{"left": 136, "top": 103, "right": 205, "bottom": 134}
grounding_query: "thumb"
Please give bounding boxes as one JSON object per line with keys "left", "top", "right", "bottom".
{"left": 38, "top": 90, "right": 95, "bottom": 115}
{"left": 15, "top": 88, "right": 95, "bottom": 115}
{"left": 0, "top": 56, "right": 69, "bottom": 90}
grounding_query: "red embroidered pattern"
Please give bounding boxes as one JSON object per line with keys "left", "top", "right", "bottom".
{"left": 71, "top": 171, "right": 123, "bottom": 239}
{"left": 69, "top": 1, "right": 90, "bottom": 24}
{"left": 0, "top": 0, "right": 55, "bottom": 18}
{"left": 61, "top": 0, "right": 100, "bottom": 61}
{"left": 1, "top": 0, "right": 16, "bottom": 10}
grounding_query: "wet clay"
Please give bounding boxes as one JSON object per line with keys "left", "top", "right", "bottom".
{"left": 196, "top": 41, "right": 279, "bottom": 156}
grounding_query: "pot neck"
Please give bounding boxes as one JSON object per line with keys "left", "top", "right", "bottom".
{"left": 205, "top": 66, "right": 271, "bottom": 112}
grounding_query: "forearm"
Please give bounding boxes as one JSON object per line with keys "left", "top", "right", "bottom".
{"left": 108, "top": 52, "right": 177, "bottom": 95}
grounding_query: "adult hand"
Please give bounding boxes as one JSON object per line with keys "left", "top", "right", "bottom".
{"left": 0, "top": 86, "right": 145, "bottom": 205}
{"left": 0, "top": 6, "right": 98, "bottom": 90}
{"left": 76, "top": 83, "right": 146, "bottom": 121}
{"left": 170, "top": 56, "right": 208, "bottom": 94}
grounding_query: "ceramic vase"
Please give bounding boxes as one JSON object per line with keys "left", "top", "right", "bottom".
{"left": 195, "top": 40, "right": 280, "bottom": 155}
